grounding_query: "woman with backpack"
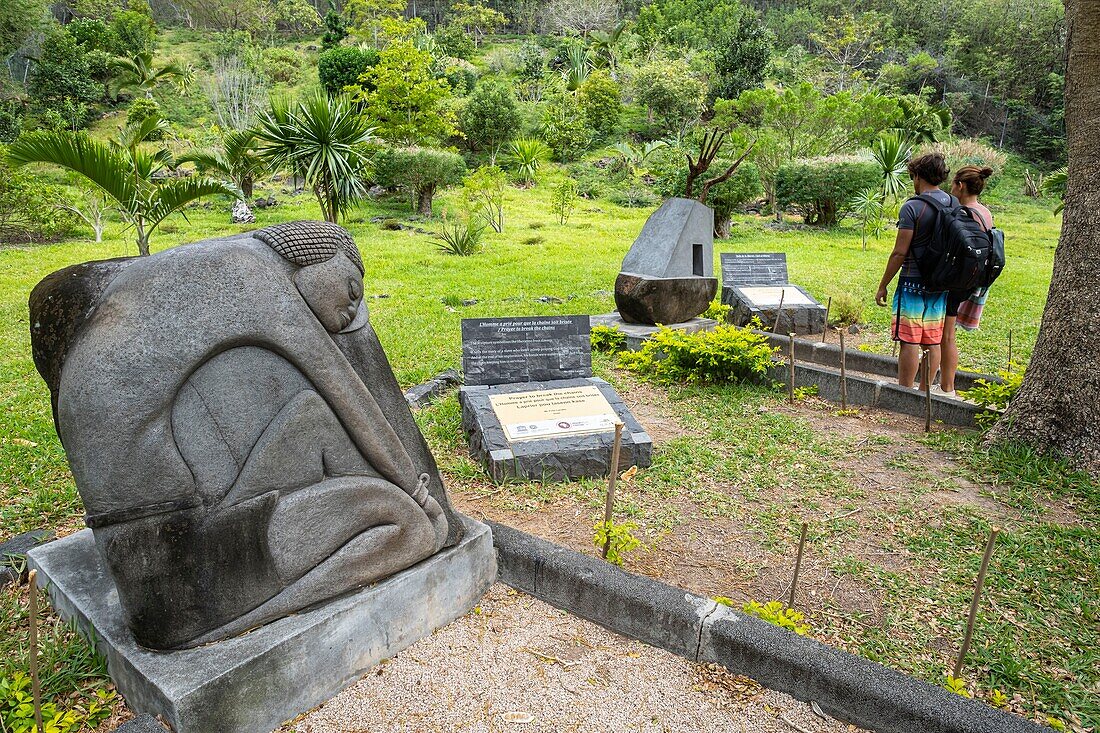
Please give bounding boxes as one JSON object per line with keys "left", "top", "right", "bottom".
{"left": 937, "top": 165, "right": 996, "bottom": 397}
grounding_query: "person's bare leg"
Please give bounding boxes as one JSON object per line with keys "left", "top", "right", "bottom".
{"left": 898, "top": 342, "right": 920, "bottom": 387}
{"left": 918, "top": 345, "right": 942, "bottom": 391}
{"left": 940, "top": 317, "right": 958, "bottom": 392}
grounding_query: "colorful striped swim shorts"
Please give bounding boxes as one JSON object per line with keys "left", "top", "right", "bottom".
{"left": 892, "top": 277, "right": 947, "bottom": 345}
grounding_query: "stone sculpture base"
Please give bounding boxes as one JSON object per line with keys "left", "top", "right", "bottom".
{"left": 459, "top": 377, "right": 653, "bottom": 482}
{"left": 613, "top": 272, "right": 718, "bottom": 325}
{"left": 28, "top": 516, "right": 496, "bottom": 733}
{"left": 590, "top": 313, "right": 718, "bottom": 352}
{"left": 722, "top": 284, "right": 826, "bottom": 335}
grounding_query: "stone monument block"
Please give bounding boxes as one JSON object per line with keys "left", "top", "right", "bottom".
{"left": 459, "top": 316, "right": 652, "bottom": 480}
{"left": 614, "top": 198, "right": 720, "bottom": 326}
{"left": 26, "top": 221, "right": 494, "bottom": 731}
{"left": 720, "top": 252, "right": 826, "bottom": 335}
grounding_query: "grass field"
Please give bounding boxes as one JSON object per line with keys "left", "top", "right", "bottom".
{"left": 2, "top": 172, "right": 1096, "bottom": 732}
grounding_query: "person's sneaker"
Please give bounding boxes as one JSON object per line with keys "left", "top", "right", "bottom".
{"left": 931, "top": 385, "right": 956, "bottom": 398}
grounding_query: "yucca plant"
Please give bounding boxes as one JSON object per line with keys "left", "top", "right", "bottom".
{"left": 872, "top": 131, "right": 913, "bottom": 202}
{"left": 178, "top": 129, "right": 267, "bottom": 200}
{"left": 254, "top": 94, "right": 376, "bottom": 223}
{"left": 435, "top": 211, "right": 485, "bottom": 255}
{"left": 504, "top": 137, "right": 552, "bottom": 186}
{"left": 849, "top": 185, "right": 886, "bottom": 251}
{"left": 562, "top": 47, "right": 592, "bottom": 91}
{"left": 8, "top": 115, "right": 239, "bottom": 255}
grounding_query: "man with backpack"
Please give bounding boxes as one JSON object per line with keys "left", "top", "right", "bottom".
{"left": 875, "top": 153, "right": 1005, "bottom": 390}
{"left": 875, "top": 153, "right": 954, "bottom": 389}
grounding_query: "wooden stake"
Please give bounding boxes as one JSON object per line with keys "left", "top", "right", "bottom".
{"left": 953, "top": 527, "right": 1000, "bottom": 679}
{"left": 1007, "top": 330, "right": 1013, "bottom": 371}
{"left": 822, "top": 296, "right": 832, "bottom": 343}
{"left": 892, "top": 339, "right": 898, "bottom": 358}
{"left": 839, "top": 330, "right": 848, "bottom": 410}
{"left": 789, "top": 522, "right": 808, "bottom": 609}
{"left": 788, "top": 332, "right": 796, "bottom": 404}
{"left": 601, "top": 422, "right": 624, "bottom": 560}
{"left": 773, "top": 290, "right": 786, "bottom": 333}
{"left": 28, "top": 569, "right": 44, "bottom": 733}
{"left": 924, "top": 352, "right": 933, "bottom": 433}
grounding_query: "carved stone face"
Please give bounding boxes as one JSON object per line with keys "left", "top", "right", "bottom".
{"left": 293, "top": 252, "right": 365, "bottom": 333}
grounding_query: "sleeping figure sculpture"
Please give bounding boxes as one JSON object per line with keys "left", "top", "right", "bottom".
{"left": 29, "top": 221, "right": 462, "bottom": 650}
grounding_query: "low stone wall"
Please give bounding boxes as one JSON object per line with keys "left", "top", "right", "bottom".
{"left": 489, "top": 521, "right": 1050, "bottom": 733}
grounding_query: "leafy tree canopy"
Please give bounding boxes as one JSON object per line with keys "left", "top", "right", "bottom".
{"left": 355, "top": 40, "right": 457, "bottom": 145}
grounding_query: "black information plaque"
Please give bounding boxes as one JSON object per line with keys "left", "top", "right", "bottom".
{"left": 720, "top": 252, "right": 789, "bottom": 287}
{"left": 461, "top": 316, "right": 592, "bottom": 387}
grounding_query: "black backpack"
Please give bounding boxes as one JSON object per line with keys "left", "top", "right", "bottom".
{"left": 911, "top": 193, "right": 1005, "bottom": 291}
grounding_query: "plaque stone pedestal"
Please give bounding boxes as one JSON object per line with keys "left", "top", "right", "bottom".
{"left": 720, "top": 253, "right": 826, "bottom": 335}
{"left": 590, "top": 313, "right": 718, "bottom": 351}
{"left": 459, "top": 377, "right": 653, "bottom": 481}
{"left": 28, "top": 516, "right": 496, "bottom": 733}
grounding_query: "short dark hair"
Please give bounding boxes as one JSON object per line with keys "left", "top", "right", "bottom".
{"left": 907, "top": 153, "right": 949, "bottom": 186}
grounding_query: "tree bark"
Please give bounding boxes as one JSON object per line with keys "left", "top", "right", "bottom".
{"left": 417, "top": 185, "right": 435, "bottom": 217}
{"left": 988, "top": 0, "right": 1100, "bottom": 471}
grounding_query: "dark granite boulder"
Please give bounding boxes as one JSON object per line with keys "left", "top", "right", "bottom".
{"left": 614, "top": 272, "right": 718, "bottom": 325}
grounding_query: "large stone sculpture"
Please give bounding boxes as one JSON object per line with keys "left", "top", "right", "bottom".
{"left": 614, "top": 197, "right": 718, "bottom": 324}
{"left": 29, "top": 221, "right": 464, "bottom": 650}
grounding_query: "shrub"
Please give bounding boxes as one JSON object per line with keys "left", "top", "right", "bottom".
{"left": 435, "top": 210, "right": 485, "bottom": 255}
{"left": 0, "top": 101, "right": 23, "bottom": 143}
{"left": 827, "top": 292, "right": 864, "bottom": 326}
{"left": 702, "top": 301, "right": 731, "bottom": 321}
{"left": 504, "top": 137, "right": 552, "bottom": 185}
{"left": 631, "top": 59, "right": 706, "bottom": 135}
{"left": 918, "top": 138, "right": 1008, "bottom": 186}
{"left": 551, "top": 178, "right": 578, "bottom": 224}
{"left": 618, "top": 324, "right": 777, "bottom": 384}
{"left": 260, "top": 47, "right": 302, "bottom": 85}
{"left": 654, "top": 151, "right": 763, "bottom": 235}
{"left": 541, "top": 92, "right": 593, "bottom": 162}
{"left": 375, "top": 147, "right": 467, "bottom": 217}
{"left": 317, "top": 46, "right": 379, "bottom": 96}
{"left": 1, "top": 672, "right": 115, "bottom": 733}
{"left": 737, "top": 600, "right": 810, "bottom": 635}
{"left": 577, "top": 69, "right": 622, "bottom": 138}
{"left": 460, "top": 78, "right": 520, "bottom": 156}
{"left": 960, "top": 369, "right": 1024, "bottom": 430}
{"left": 67, "top": 18, "right": 122, "bottom": 54}
{"left": 591, "top": 325, "right": 626, "bottom": 352}
{"left": 607, "top": 186, "right": 660, "bottom": 208}
{"left": 593, "top": 519, "right": 641, "bottom": 566}
{"left": 434, "top": 23, "right": 475, "bottom": 59}
{"left": 126, "top": 97, "right": 162, "bottom": 136}
{"left": 776, "top": 157, "right": 880, "bottom": 226}
{"left": 0, "top": 147, "right": 77, "bottom": 244}
{"left": 443, "top": 58, "right": 479, "bottom": 95}
{"left": 28, "top": 30, "right": 100, "bottom": 119}
{"left": 463, "top": 165, "right": 507, "bottom": 232}
{"left": 111, "top": 9, "right": 156, "bottom": 56}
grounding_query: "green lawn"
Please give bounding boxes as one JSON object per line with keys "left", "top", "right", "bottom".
{"left": 3, "top": 175, "right": 1095, "bottom": 732}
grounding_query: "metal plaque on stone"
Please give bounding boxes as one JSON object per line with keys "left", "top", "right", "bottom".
{"left": 461, "top": 316, "right": 592, "bottom": 387}
{"left": 720, "top": 252, "right": 789, "bottom": 287}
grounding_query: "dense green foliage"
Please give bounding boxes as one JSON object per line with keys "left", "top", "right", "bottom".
{"left": 376, "top": 146, "right": 466, "bottom": 216}
{"left": 460, "top": 78, "right": 520, "bottom": 155}
{"left": 0, "top": 145, "right": 75, "bottom": 243}
{"left": 618, "top": 324, "right": 778, "bottom": 384}
{"left": 777, "top": 157, "right": 881, "bottom": 226}
{"left": 317, "top": 46, "right": 379, "bottom": 96}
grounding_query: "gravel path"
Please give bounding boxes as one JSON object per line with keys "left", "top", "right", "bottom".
{"left": 286, "top": 584, "right": 857, "bottom": 733}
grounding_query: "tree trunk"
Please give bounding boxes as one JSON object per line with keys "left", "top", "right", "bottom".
{"left": 417, "top": 185, "right": 435, "bottom": 217}
{"left": 242, "top": 176, "right": 254, "bottom": 200}
{"left": 988, "top": 0, "right": 1100, "bottom": 472}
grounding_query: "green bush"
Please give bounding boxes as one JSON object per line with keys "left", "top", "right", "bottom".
{"left": 577, "top": 70, "right": 622, "bottom": 138}
{"left": 960, "top": 369, "right": 1024, "bottom": 430}
{"left": 126, "top": 97, "right": 163, "bottom": 137}
{"left": 617, "top": 324, "right": 777, "bottom": 384}
{"left": 260, "top": 47, "right": 302, "bottom": 85}
{"left": 591, "top": 325, "right": 626, "bottom": 352}
{"left": 1, "top": 672, "right": 115, "bottom": 733}
{"left": 541, "top": 92, "right": 593, "bottom": 162}
{"left": 111, "top": 9, "right": 156, "bottom": 56}
{"left": 0, "top": 101, "right": 23, "bottom": 143}
{"left": 606, "top": 186, "right": 660, "bottom": 208}
{"left": 67, "top": 18, "right": 122, "bottom": 54}
{"left": 434, "top": 23, "right": 474, "bottom": 59}
{"left": 827, "top": 292, "right": 864, "bottom": 326}
{"left": 460, "top": 78, "right": 520, "bottom": 155}
{"left": 28, "top": 30, "right": 100, "bottom": 120}
{"left": 443, "top": 58, "right": 479, "bottom": 95}
{"left": 702, "top": 301, "right": 732, "bottom": 321}
{"left": 375, "top": 147, "right": 467, "bottom": 217}
{"left": 630, "top": 59, "right": 706, "bottom": 136}
{"left": 654, "top": 150, "right": 763, "bottom": 235}
{"left": 317, "top": 46, "right": 379, "bottom": 96}
{"left": 776, "top": 157, "right": 880, "bottom": 227}
{"left": 593, "top": 519, "right": 641, "bottom": 566}
{"left": 0, "top": 147, "right": 77, "bottom": 244}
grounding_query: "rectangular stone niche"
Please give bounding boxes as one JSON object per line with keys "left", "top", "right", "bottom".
{"left": 28, "top": 516, "right": 496, "bottom": 733}
{"left": 459, "top": 377, "right": 653, "bottom": 481}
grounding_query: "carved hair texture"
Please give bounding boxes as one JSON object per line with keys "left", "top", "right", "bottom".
{"left": 256, "top": 221, "right": 364, "bottom": 274}
{"left": 953, "top": 165, "right": 995, "bottom": 196}
{"left": 907, "top": 153, "right": 950, "bottom": 186}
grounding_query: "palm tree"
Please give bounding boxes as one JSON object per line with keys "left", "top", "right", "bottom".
{"left": 589, "top": 20, "right": 628, "bottom": 76}
{"left": 253, "top": 94, "right": 376, "bottom": 224}
{"left": 178, "top": 129, "right": 267, "bottom": 200}
{"left": 561, "top": 47, "right": 592, "bottom": 92}
{"left": 504, "top": 138, "right": 552, "bottom": 186}
{"left": 8, "top": 115, "right": 239, "bottom": 256}
{"left": 112, "top": 51, "right": 193, "bottom": 99}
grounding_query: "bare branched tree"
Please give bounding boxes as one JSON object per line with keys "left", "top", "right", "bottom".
{"left": 200, "top": 56, "right": 268, "bottom": 131}
{"left": 683, "top": 129, "right": 756, "bottom": 204}
{"left": 57, "top": 190, "right": 111, "bottom": 243}
{"left": 540, "top": 0, "right": 620, "bottom": 37}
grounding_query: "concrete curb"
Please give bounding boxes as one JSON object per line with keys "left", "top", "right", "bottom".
{"left": 487, "top": 521, "right": 1049, "bottom": 733}
{"left": 756, "top": 330, "right": 1003, "bottom": 392}
{"left": 766, "top": 361, "right": 987, "bottom": 427}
